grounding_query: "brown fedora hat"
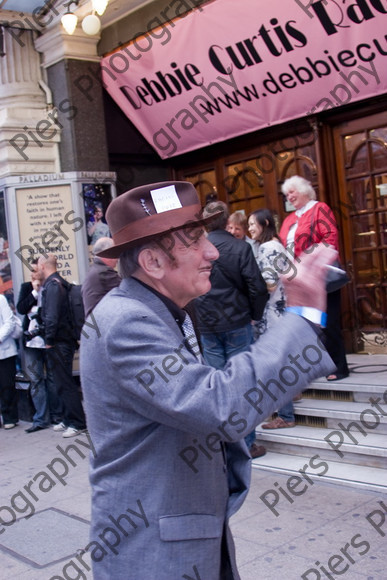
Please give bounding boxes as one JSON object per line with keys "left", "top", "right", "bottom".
{"left": 98, "top": 181, "right": 222, "bottom": 258}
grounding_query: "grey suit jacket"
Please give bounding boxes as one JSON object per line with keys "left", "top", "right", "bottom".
{"left": 80, "top": 277, "right": 334, "bottom": 580}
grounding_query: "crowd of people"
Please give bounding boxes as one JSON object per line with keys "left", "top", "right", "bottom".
{"left": 0, "top": 236, "right": 121, "bottom": 435}
{"left": 0, "top": 176, "right": 348, "bottom": 578}
{"left": 0, "top": 175, "right": 349, "bottom": 437}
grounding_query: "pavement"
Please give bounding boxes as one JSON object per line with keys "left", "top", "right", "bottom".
{"left": 1, "top": 417, "right": 386, "bottom": 579}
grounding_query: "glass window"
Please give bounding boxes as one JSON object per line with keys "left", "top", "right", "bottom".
{"left": 344, "top": 133, "right": 368, "bottom": 176}
{"left": 378, "top": 211, "right": 387, "bottom": 248}
{"left": 348, "top": 178, "right": 373, "bottom": 212}
{"left": 356, "top": 287, "right": 384, "bottom": 329}
{"left": 353, "top": 250, "right": 380, "bottom": 284}
{"left": 352, "top": 214, "right": 377, "bottom": 249}
{"left": 225, "top": 160, "right": 265, "bottom": 215}
{"left": 184, "top": 170, "right": 217, "bottom": 206}
{"left": 375, "top": 174, "right": 387, "bottom": 209}
{"left": 370, "top": 127, "right": 387, "bottom": 172}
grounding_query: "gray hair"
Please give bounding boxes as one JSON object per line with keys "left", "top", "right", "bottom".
{"left": 119, "top": 231, "right": 184, "bottom": 278}
{"left": 203, "top": 200, "right": 229, "bottom": 231}
{"left": 119, "top": 239, "right": 168, "bottom": 278}
{"left": 92, "top": 237, "right": 113, "bottom": 256}
{"left": 281, "top": 176, "right": 316, "bottom": 200}
{"left": 119, "top": 245, "right": 146, "bottom": 278}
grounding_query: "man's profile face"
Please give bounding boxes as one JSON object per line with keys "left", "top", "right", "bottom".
{"left": 37, "top": 258, "right": 47, "bottom": 280}
{"left": 160, "top": 227, "right": 219, "bottom": 307}
{"left": 31, "top": 264, "right": 43, "bottom": 283}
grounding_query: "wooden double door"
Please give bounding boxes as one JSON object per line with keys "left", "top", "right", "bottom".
{"left": 175, "top": 111, "right": 387, "bottom": 354}
{"left": 333, "top": 112, "right": 387, "bottom": 354}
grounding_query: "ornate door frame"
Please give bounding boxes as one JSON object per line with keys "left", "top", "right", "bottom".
{"left": 332, "top": 112, "right": 387, "bottom": 354}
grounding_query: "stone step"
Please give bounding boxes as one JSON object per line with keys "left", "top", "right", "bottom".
{"left": 289, "top": 399, "right": 387, "bottom": 433}
{"left": 252, "top": 354, "right": 387, "bottom": 491}
{"left": 251, "top": 451, "right": 387, "bottom": 493}
{"left": 310, "top": 378, "right": 387, "bottom": 394}
{"left": 256, "top": 425, "right": 387, "bottom": 468}
{"left": 306, "top": 379, "right": 386, "bottom": 401}
{"left": 306, "top": 353, "right": 387, "bottom": 399}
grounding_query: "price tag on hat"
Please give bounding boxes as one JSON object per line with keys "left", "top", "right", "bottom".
{"left": 150, "top": 185, "right": 183, "bottom": 214}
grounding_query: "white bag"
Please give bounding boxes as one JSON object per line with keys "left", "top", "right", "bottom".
{"left": 11, "top": 314, "right": 23, "bottom": 340}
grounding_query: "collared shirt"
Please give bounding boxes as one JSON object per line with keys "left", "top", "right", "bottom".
{"left": 295, "top": 199, "right": 317, "bottom": 218}
{"left": 286, "top": 200, "right": 317, "bottom": 248}
{"left": 132, "top": 278, "right": 202, "bottom": 358}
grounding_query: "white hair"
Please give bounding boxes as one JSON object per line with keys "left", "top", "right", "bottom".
{"left": 281, "top": 176, "right": 316, "bottom": 200}
{"left": 92, "top": 237, "right": 113, "bottom": 256}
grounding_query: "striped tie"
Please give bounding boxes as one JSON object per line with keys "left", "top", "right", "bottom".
{"left": 182, "top": 312, "right": 202, "bottom": 362}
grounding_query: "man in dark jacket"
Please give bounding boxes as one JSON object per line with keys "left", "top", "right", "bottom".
{"left": 37, "top": 254, "right": 87, "bottom": 438}
{"left": 17, "top": 259, "right": 63, "bottom": 432}
{"left": 81, "top": 237, "right": 121, "bottom": 318}
{"left": 194, "top": 201, "right": 269, "bottom": 457}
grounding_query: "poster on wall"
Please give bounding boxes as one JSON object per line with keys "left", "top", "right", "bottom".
{"left": 83, "top": 183, "right": 112, "bottom": 245}
{"left": 0, "top": 190, "right": 13, "bottom": 303}
{"left": 15, "top": 185, "right": 81, "bottom": 283}
{"left": 82, "top": 182, "right": 113, "bottom": 264}
{"left": 101, "top": 0, "right": 387, "bottom": 158}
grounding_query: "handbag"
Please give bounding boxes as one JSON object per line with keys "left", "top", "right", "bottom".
{"left": 11, "top": 314, "right": 23, "bottom": 340}
{"left": 326, "top": 260, "right": 350, "bottom": 293}
{"left": 307, "top": 204, "right": 350, "bottom": 293}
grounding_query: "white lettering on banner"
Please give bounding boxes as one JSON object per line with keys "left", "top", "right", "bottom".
{"left": 100, "top": 0, "right": 387, "bottom": 158}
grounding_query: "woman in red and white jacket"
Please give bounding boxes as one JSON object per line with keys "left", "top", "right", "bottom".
{"left": 280, "top": 175, "right": 349, "bottom": 383}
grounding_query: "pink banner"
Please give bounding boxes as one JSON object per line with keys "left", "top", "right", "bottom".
{"left": 101, "top": 0, "right": 387, "bottom": 158}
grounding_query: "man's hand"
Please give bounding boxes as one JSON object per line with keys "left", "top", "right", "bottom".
{"left": 282, "top": 244, "right": 337, "bottom": 312}
{"left": 32, "top": 279, "right": 41, "bottom": 292}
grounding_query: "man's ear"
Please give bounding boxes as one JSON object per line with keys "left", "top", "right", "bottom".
{"left": 137, "top": 247, "right": 165, "bottom": 280}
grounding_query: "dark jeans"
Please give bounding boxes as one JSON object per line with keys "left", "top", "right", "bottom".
{"left": 0, "top": 355, "right": 18, "bottom": 425}
{"left": 45, "top": 342, "right": 86, "bottom": 430}
{"left": 200, "top": 323, "right": 256, "bottom": 449}
{"left": 24, "top": 347, "right": 64, "bottom": 427}
{"left": 278, "top": 400, "right": 295, "bottom": 422}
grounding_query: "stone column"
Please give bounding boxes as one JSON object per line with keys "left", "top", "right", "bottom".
{"left": 0, "top": 25, "right": 60, "bottom": 176}
{"left": 35, "top": 26, "right": 109, "bottom": 172}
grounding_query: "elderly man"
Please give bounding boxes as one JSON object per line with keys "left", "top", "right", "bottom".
{"left": 81, "top": 237, "right": 121, "bottom": 318}
{"left": 80, "top": 181, "right": 335, "bottom": 580}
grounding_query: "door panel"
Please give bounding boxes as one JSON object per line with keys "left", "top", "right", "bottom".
{"left": 184, "top": 169, "right": 218, "bottom": 207}
{"left": 333, "top": 113, "right": 387, "bottom": 353}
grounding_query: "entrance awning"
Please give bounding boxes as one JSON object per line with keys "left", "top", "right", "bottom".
{"left": 101, "top": 0, "right": 387, "bottom": 159}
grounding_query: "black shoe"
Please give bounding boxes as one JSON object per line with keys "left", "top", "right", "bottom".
{"left": 25, "top": 425, "right": 47, "bottom": 433}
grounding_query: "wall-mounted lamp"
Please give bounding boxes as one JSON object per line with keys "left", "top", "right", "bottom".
{"left": 92, "top": 0, "right": 109, "bottom": 15}
{"left": 61, "top": 0, "right": 109, "bottom": 36}
{"left": 61, "top": 6, "right": 78, "bottom": 35}
{"left": 82, "top": 13, "right": 101, "bottom": 35}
